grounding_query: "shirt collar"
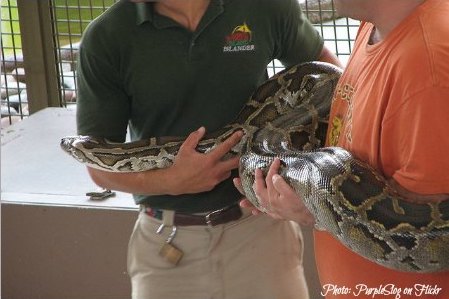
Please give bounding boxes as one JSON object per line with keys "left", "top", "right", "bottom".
{"left": 135, "top": 0, "right": 226, "bottom": 26}
{"left": 135, "top": 2, "right": 152, "bottom": 25}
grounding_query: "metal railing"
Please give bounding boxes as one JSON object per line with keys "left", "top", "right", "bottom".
{"left": 50, "top": 0, "right": 116, "bottom": 109}
{"left": 0, "top": 0, "right": 358, "bottom": 128}
{"left": 1, "top": 0, "right": 26, "bottom": 126}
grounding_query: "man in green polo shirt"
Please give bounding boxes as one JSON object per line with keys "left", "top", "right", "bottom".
{"left": 76, "top": 0, "right": 341, "bottom": 298}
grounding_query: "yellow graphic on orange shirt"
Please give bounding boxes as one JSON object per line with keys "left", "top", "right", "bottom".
{"left": 331, "top": 82, "right": 356, "bottom": 145}
{"left": 328, "top": 116, "right": 343, "bottom": 146}
{"left": 335, "top": 83, "right": 355, "bottom": 102}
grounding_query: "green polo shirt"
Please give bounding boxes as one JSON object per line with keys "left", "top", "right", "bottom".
{"left": 76, "top": 0, "right": 323, "bottom": 213}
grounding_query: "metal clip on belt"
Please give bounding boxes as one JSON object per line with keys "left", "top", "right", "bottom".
{"left": 142, "top": 204, "right": 242, "bottom": 226}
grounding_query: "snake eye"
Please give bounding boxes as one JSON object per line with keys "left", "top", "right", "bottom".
{"left": 60, "top": 137, "right": 75, "bottom": 152}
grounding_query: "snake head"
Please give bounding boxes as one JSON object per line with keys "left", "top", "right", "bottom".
{"left": 60, "top": 136, "right": 77, "bottom": 154}
{"left": 60, "top": 135, "right": 95, "bottom": 163}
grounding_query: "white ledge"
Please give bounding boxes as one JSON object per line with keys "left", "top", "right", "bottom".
{"left": 1, "top": 107, "right": 136, "bottom": 209}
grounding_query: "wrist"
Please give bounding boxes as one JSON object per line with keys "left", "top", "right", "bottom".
{"left": 150, "top": 167, "right": 183, "bottom": 196}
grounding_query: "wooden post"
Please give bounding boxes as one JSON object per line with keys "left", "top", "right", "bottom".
{"left": 17, "top": 0, "right": 60, "bottom": 113}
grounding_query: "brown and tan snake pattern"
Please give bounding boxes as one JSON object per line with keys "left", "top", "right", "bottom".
{"left": 61, "top": 62, "right": 449, "bottom": 273}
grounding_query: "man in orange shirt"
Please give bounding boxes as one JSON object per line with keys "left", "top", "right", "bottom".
{"left": 238, "top": 0, "right": 449, "bottom": 298}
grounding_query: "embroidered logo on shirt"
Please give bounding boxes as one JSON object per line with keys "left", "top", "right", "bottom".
{"left": 223, "top": 22, "right": 256, "bottom": 53}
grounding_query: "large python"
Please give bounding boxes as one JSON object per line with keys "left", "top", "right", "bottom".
{"left": 61, "top": 61, "right": 449, "bottom": 273}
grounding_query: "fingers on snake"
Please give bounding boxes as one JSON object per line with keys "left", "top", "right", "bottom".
{"left": 265, "top": 158, "right": 280, "bottom": 187}
{"left": 253, "top": 168, "right": 268, "bottom": 201}
{"left": 209, "top": 130, "right": 243, "bottom": 159}
{"left": 219, "top": 155, "right": 240, "bottom": 171}
{"left": 213, "top": 161, "right": 239, "bottom": 185}
{"left": 180, "top": 127, "right": 206, "bottom": 151}
{"left": 232, "top": 177, "right": 245, "bottom": 195}
{"left": 272, "top": 174, "right": 294, "bottom": 197}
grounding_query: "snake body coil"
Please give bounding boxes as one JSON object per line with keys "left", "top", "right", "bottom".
{"left": 61, "top": 61, "right": 449, "bottom": 273}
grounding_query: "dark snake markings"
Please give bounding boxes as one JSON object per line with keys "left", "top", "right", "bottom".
{"left": 61, "top": 61, "right": 449, "bottom": 273}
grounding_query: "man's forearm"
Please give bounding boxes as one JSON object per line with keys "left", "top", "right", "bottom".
{"left": 318, "top": 46, "right": 344, "bottom": 68}
{"left": 87, "top": 166, "right": 176, "bottom": 196}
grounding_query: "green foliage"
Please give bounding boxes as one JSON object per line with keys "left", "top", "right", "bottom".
{"left": 1, "top": 0, "right": 115, "bottom": 55}
{"left": 53, "top": 0, "right": 115, "bottom": 44}
{"left": 1, "top": 0, "right": 21, "bottom": 55}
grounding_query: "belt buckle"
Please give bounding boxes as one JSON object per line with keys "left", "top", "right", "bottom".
{"left": 205, "top": 208, "right": 225, "bottom": 226}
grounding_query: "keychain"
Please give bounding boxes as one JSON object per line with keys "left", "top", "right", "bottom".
{"left": 156, "top": 224, "right": 184, "bottom": 265}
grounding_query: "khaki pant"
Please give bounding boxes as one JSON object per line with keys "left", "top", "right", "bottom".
{"left": 127, "top": 209, "right": 309, "bottom": 299}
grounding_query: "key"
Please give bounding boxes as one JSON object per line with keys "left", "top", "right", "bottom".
{"left": 158, "top": 226, "right": 184, "bottom": 265}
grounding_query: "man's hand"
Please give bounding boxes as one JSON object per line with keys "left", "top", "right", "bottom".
{"left": 233, "top": 177, "right": 265, "bottom": 216}
{"left": 168, "top": 127, "right": 243, "bottom": 195}
{"left": 239, "top": 158, "right": 315, "bottom": 226}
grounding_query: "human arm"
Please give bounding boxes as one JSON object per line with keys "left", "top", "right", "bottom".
{"left": 318, "top": 46, "right": 344, "bottom": 68}
{"left": 87, "top": 127, "right": 243, "bottom": 196}
{"left": 76, "top": 18, "right": 245, "bottom": 197}
{"left": 240, "top": 76, "right": 449, "bottom": 226}
{"left": 246, "top": 148, "right": 449, "bottom": 272}
{"left": 239, "top": 157, "right": 448, "bottom": 227}
{"left": 273, "top": 0, "right": 343, "bottom": 69}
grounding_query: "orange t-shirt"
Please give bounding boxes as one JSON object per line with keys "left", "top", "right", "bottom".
{"left": 315, "top": 0, "right": 449, "bottom": 298}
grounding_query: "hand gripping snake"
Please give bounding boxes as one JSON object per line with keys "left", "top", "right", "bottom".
{"left": 61, "top": 61, "right": 449, "bottom": 273}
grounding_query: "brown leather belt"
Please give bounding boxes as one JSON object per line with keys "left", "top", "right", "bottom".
{"left": 142, "top": 204, "right": 243, "bottom": 226}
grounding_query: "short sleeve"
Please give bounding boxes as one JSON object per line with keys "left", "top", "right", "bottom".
{"left": 76, "top": 28, "right": 130, "bottom": 142}
{"left": 273, "top": 0, "right": 324, "bottom": 66}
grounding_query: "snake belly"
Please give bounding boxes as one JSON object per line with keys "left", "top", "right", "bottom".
{"left": 240, "top": 146, "right": 449, "bottom": 273}
{"left": 61, "top": 61, "right": 449, "bottom": 273}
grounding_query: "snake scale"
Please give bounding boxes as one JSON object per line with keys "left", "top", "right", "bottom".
{"left": 61, "top": 61, "right": 449, "bottom": 273}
